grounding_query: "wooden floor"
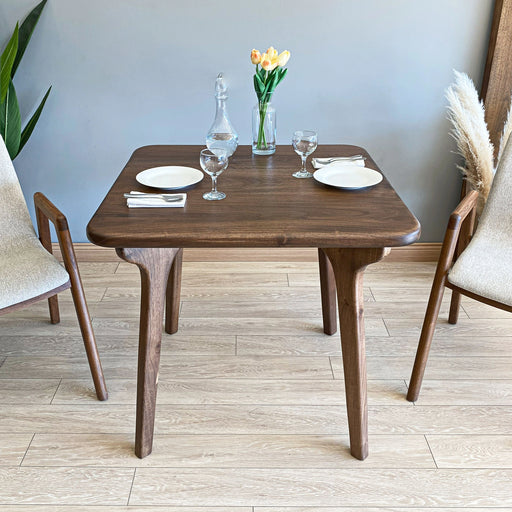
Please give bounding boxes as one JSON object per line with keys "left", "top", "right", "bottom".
{"left": 1, "top": 257, "right": 512, "bottom": 510}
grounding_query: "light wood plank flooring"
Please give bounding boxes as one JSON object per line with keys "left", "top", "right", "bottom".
{"left": 1, "top": 258, "right": 512, "bottom": 510}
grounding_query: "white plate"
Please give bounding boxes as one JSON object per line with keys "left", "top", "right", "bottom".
{"left": 313, "top": 163, "right": 383, "bottom": 190}
{"left": 136, "top": 166, "right": 204, "bottom": 190}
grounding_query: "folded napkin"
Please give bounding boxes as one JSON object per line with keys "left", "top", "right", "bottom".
{"left": 312, "top": 157, "right": 366, "bottom": 169}
{"left": 126, "top": 191, "right": 187, "bottom": 208}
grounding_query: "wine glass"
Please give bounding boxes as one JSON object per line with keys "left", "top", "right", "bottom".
{"left": 200, "top": 148, "right": 229, "bottom": 200}
{"left": 292, "top": 130, "right": 318, "bottom": 178}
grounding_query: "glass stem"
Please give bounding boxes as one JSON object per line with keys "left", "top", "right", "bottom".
{"left": 301, "top": 155, "right": 307, "bottom": 174}
{"left": 211, "top": 174, "right": 218, "bottom": 194}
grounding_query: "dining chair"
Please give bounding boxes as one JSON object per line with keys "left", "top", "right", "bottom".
{"left": 0, "top": 136, "right": 107, "bottom": 401}
{"left": 407, "top": 136, "right": 512, "bottom": 402}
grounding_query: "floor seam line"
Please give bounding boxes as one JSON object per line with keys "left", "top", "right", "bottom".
{"left": 50, "top": 378, "right": 63, "bottom": 404}
{"left": 19, "top": 433, "right": 36, "bottom": 467}
{"left": 329, "top": 357, "right": 336, "bottom": 379}
{"left": 424, "top": 434, "right": 439, "bottom": 469}
{"left": 127, "top": 467, "right": 137, "bottom": 505}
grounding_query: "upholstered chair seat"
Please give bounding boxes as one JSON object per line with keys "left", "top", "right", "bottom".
{"left": 0, "top": 237, "right": 70, "bottom": 310}
{"left": 448, "top": 235, "right": 512, "bottom": 307}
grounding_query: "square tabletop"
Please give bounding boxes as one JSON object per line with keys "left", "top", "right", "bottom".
{"left": 87, "top": 145, "right": 420, "bottom": 249}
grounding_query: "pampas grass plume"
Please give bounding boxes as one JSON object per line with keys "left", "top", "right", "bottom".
{"left": 446, "top": 71, "right": 495, "bottom": 214}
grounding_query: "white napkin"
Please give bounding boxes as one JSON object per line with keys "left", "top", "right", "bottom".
{"left": 127, "top": 191, "right": 187, "bottom": 208}
{"left": 312, "top": 157, "right": 366, "bottom": 169}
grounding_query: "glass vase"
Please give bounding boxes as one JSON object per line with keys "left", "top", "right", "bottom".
{"left": 252, "top": 102, "right": 276, "bottom": 155}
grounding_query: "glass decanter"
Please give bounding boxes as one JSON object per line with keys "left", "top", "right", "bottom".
{"left": 206, "top": 73, "right": 238, "bottom": 158}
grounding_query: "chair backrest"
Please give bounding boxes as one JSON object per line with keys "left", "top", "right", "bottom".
{"left": 476, "top": 135, "right": 512, "bottom": 242}
{"left": 0, "top": 137, "right": 37, "bottom": 247}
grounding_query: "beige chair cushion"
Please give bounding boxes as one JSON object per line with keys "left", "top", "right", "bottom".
{"left": 0, "top": 137, "right": 69, "bottom": 310}
{"left": 448, "top": 136, "right": 512, "bottom": 307}
{"left": 0, "top": 238, "right": 70, "bottom": 309}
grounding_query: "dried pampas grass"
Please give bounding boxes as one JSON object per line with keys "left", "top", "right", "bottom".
{"left": 446, "top": 71, "right": 495, "bottom": 214}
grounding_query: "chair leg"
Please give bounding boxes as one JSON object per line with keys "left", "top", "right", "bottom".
{"left": 69, "top": 279, "right": 108, "bottom": 401}
{"left": 57, "top": 231, "right": 108, "bottom": 401}
{"left": 407, "top": 280, "right": 446, "bottom": 402}
{"left": 48, "top": 295, "right": 60, "bottom": 324}
{"left": 35, "top": 202, "right": 61, "bottom": 326}
{"left": 448, "top": 290, "right": 462, "bottom": 324}
{"left": 448, "top": 181, "right": 474, "bottom": 326}
{"left": 407, "top": 188, "right": 477, "bottom": 402}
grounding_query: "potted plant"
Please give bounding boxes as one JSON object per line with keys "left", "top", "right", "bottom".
{"left": 0, "top": 0, "right": 51, "bottom": 159}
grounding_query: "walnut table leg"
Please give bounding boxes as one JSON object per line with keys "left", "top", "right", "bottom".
{"left": 165, "top": 248, "right": 183, "bottom": 334}
{"left": 116, "top": 247, "right": 180, "bottom": 458}
{"left": 323, "top": 247, "right": 389, "bottom": 460}
{"left": 318, "top": 248, "right": 337, "bottom": 335}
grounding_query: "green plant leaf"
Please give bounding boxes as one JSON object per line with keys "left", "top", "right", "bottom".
{"left": 0, "top": 24, "right": 19, "bottom": 103}
{"left": 261, "top": 70, "right": 274, "bottom": 99}
{"left": 272, "top": 69, "right": 280, "bottom": 88}
{"left": 254, "top": 72, "right": 265, "bottom": 92}
{"left": 12, "top": 0, "right": 48, "bottom": 77}
{"left": 276, "top": 68, "right": 288, "bottom": 86}
{"left": 253, "top": 75, "right": 262, "bottom": 101}
{"left": 18, "top": 85, "right": 51, "bottom": 154}
{"left": 263, "top": 69, "right": 280, "bottom": 100}
{"left": 0, "top": 80, "right": 22, "bottom": 159}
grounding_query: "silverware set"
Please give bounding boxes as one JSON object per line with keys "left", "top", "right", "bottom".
{"left": 123, "top": 193, "right": 183, "bottom": 202}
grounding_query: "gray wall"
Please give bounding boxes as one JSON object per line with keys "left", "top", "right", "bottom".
{"left": 1, "top": 0, "right": 494, "bottom": 242}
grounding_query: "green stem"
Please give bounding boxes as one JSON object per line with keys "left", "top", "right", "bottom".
{"left": 257, "top": 101, "right": 268, "bottom": 149}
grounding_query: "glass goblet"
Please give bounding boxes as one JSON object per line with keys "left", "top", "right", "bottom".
{"left": 292, "top": 130, "right": 318, "bottom": 178}
{"left": 200, "top": 148, "right": 228, "bottom": 200}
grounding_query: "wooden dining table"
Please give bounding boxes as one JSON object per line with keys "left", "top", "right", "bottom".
{"left": 87, "top": 144, "right": 420, "bottom": 460}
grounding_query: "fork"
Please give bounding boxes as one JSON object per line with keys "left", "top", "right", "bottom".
{"left": 313, "top": 155, "right": 366, "bottom": 164}
{"left": 124, "top": 193, "right": 183, "bottom": 202}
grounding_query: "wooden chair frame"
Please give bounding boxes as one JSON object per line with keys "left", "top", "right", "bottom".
{"left": 407, "top": 188, "right": 512, "bottom": 401}
{"left": 0, "top": 192, "right": 108, "bottom": 401}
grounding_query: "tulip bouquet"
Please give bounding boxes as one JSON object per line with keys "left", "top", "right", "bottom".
{"left": 251, "top": 46, "right": 290, "bottom": 153}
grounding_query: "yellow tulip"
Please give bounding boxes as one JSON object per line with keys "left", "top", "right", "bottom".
{"left": 251, "top": 49, "right": 261, "bottom": 65}
{"left": 277, "top": 50, "right": 290, "bottom": 67}
{"left": 260, "top": 53, "right": 274, "bottom": 71}
{"left": 266, "top": 46, "right": 278, "bottom": 60}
